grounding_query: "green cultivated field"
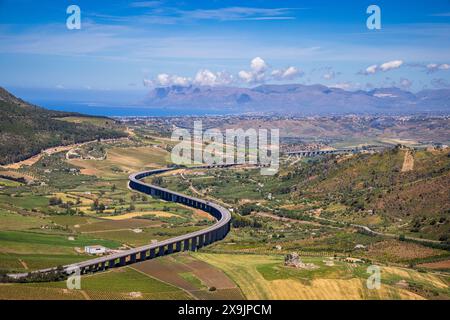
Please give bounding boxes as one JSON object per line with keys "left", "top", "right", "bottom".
{"left": 0, "top": 267, "right": 191, "bottom": 300}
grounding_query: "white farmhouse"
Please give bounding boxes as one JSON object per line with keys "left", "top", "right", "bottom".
{"left": 84, "top": 245, "right": 107, "bottom": 255}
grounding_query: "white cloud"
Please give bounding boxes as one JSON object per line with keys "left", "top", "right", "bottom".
{"left": 379, "top": 60, "right": 403, "bottom": 72}
{"left": 238, "top": 57, "right": 268, "bottom": 83}
{"left": 423, "top": 63, "right": 450, "bottom": 73}
{"left": 361, "top": 60, "right": 404, "bottom": 75}
{"left": 177, "top": 7, "right": 297, "bottom": 22}
{"left": 194, "top": 69, "right": 233, "bottom": 86}
{"left": 250, "top": 57, "right": 268, "bottom": 73}
{"left": 143, "top": 78, "right": 153, "bottom": 87}
{"left": 329, "top": 82, "right": 352, "bottom": 90}
{"left": 172, "top": 75, "right": 191, "bottom": 86}
{"left": 239, "top": 57, "right": 301, "bottom": 83}
{"left": 238, "top": 70, "right": 254, "bottom": 83}
{"left": 366, "top": 65, "right": 378, "bottom": 74}
{"left": 272, "top": 66, "right": 301, "bottom": 80}
{"left": 144, "top": 73, "right": 191, "bottom": 87}
{"left": 145, "top": 70, "right": 233, "bottom": 88}
{"left": 145, "top": 57, "right": 301, "bottom": 87}
{"left": 156, "top": 73, "right": 171, "bottom": 86}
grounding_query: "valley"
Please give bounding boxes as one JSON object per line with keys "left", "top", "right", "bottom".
{"left": 0, "top": 89, "right": 449, "bottom": 300}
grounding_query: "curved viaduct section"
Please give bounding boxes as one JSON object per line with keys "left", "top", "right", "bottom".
{"left": 9, "top": 167, "right": 232, "bottom": 279}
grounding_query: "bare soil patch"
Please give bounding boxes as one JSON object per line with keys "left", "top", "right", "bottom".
{"left": 401, "top": 150, "right": 414, "bottom": 172}
{"left": 179, "top": 255, "right": 237, "bottom": 289}
{"left": 133, "top": 258, "right": 197, "bottom": 291}
{"left": 417, "top": 259, "right": 450, "bottom": 270}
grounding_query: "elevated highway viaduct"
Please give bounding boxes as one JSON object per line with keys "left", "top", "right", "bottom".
{"left": 8, "top": 166, "right": 233, "bottom": 279}
{"left": 286, "top": 148, "right": 361, "bottom": 157}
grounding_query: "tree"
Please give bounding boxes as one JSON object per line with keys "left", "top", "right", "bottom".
{"left": 49, "top": 197, "right": 62, "bottom": 206}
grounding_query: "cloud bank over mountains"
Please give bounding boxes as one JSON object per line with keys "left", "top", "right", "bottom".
{"left": 143, "top": 57, "right": 302, "bottom": 87}
{"left": 142, "top": 56, "right": 450, "bottom": 94}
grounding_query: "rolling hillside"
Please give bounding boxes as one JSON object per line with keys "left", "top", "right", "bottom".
{"left": 290, "top": 148, "right": 450, "bottom": 240}
{"left": 0, "top": 87, "right": 126, "bottom": 165}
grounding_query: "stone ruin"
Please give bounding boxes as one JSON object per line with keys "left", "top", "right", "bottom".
{"left": 284, "top": 252, "right": 318, "bottom": 270}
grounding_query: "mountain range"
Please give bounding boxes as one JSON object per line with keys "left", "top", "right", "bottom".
{"left": 143, "top": 84, "right": 450, "bottom": 115}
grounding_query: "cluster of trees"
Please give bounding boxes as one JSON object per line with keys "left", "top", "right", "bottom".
{"left": 0, "top": 266, "right": 67, "bottom": 283}
{"left": 49, "top": 197, "right": 63, "bottom": 206}
{"left": 231, "top": 213, "right": 262, "bottom": 228}
{"left": 238, "top": 203, "right": 259, "bottom": 216}
{"left": 91, "top": 199, "right": 106, "bottom": 213}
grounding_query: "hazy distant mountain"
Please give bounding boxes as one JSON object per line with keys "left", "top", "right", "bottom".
{"left": 143, "top": 84, "right": 450, "bottom": 115}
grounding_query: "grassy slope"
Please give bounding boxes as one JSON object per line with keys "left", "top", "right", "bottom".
{"left": 0, "top": 87, "right": 126, "bottom": 165}
{"left": 287, "top": 148, "right": 450, "bottom": 239}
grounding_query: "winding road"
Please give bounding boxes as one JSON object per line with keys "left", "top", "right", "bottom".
{"left": 8, "top": 166, "right": 233, "bottom": 279}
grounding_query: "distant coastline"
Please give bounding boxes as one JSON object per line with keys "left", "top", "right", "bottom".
{"left": 33, "top": 100, "right": 236, "bottom": 117}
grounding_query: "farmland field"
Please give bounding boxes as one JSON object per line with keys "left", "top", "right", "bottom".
{"left": 194, "top": 253, "right": 449, "bottom": 300}
{"left": 68, "top": 146, "right": 171, "bottom": 178}
{"left": 132, "top": 253, "right": 244, "bottom": 300}
{"left": 0, "top": 267, "right": 191, "bottom": 300}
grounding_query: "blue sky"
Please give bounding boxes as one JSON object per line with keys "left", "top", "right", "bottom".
{"left": 0, "top": 0, "right": 450, "bottom": 104}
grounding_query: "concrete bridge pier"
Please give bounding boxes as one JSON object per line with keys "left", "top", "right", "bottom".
{"left": 129, "top": 254, "right": 137, "bottom": 264}
{"left": 197, "top": 234, "right": 204, "bottom": 248}
{"left": 175, "top": 241, "right": 182, "bottom": 252}
{"left": 216, "top": 228, "right": 222, "bottom": 240}
{"left": 183, "top": 239, "right": 190, "bottom": 251}
{"left": 150, "top": 248, "right": 156, "bottom": 258}
{"left": 157, "top": 245, "right": 165, "bottom": 256}
{"left": 190, "top": 237, "right": 197, "bottom": 251}
{"left": 119, "top": 256, "right": 126, "bottom": 266}
{"left": 98, "top": 262, "right": 106, "bottom": 271}
{"left": 140, "top": 250, "right": 147, "bottom": 261}
{"left": 204, "top": 232, "right": 211, "bottom": 245}
{"left": 167, "top": 243, "right": 174, "bottom": 254}
{"left": 85, "top": 265, "right": 94, "bottom": 274}
{"left": 109, "top": 259, "right": 116, "bottom": 268}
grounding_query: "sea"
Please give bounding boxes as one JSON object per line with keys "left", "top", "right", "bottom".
{"left": 34, "top": 100, "right": 234, "bottom": 117}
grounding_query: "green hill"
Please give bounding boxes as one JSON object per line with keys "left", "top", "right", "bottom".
{"left": 287, "top": 147, "right": 450, "bottom": 240}
{"left": 0, "top": 87, "right": 126, "bottom": 165}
